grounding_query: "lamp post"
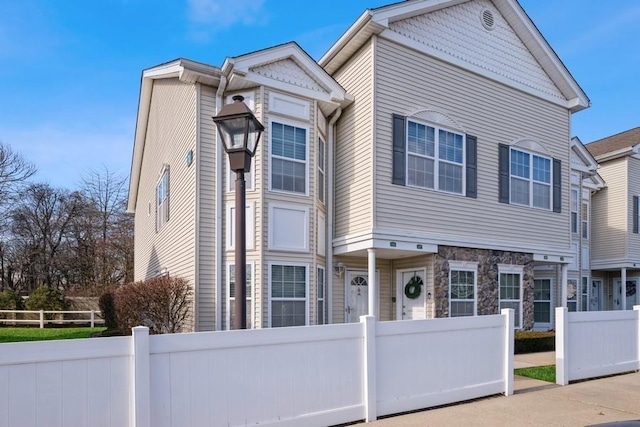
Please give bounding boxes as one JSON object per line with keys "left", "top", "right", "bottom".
{"left": 213, "top": 95, "right": 264, "bottom": 329}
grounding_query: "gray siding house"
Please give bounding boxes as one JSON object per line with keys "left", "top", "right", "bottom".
{"left": 127, "top": 0, "right": 589, "bottom": 331}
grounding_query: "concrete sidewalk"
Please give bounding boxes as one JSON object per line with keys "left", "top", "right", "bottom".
{"left": 360, "top": 352, "right": 640, "bottom": 426}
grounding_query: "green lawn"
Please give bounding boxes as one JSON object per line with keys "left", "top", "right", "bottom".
{"left": 0, "top": 327, "right": 106, "bottom": 343}
{"left": 514, "top": 365, "right": 556, "bottom": 383}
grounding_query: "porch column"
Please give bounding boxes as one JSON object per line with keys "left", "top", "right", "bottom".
{"left": 368, "top": 248, "right": 377, "bottom": 318}
{"left": 561, "top": 264, "right": 568, "bottom": 307}
{"left": 621, "top": 268, "right": 627, "bottom": 310}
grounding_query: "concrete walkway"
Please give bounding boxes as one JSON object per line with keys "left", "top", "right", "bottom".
{"left": 359, "top": 352, "right": 640, "bottom": 426}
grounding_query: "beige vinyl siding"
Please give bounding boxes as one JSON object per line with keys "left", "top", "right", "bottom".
{"left": 134, "top": 78, "right": 197, "bottom": 323}
{"left": 373, "top": 39, "right": 571, "bottom": 252}
{"left": 196, "top": 84, "right": 218, "bottom": 331}
{"left": 627, "top": 158, "right": 640, "bottom": 258}
{"left": 333, "top": 42, "right": 374, "bottom": 238}
{"left": 591, "top": 158, "right": 627, "bottom": 262}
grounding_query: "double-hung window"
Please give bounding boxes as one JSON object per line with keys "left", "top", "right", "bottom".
{"left": 317, "top": 266, "right": 327, "bottom": 325}
{"left": 510, "top": 148, "right": 551, "bottom": 209}
{"left": 228, "top": 263, "right": 253, "bottom": 329}
{"left": 317, "top": 137, "right": 325, "bottom": 203}
{"left": 499, "top": 265, "right": 523, "bottom": 328}
{"left": 407, "top": 121, "right": 465, "bottom": 194}
{"left": 271, "top": 121, "right": 307, "bottom": 194}
{"left": 270, "top": 264, "right": 307, "bottom": 327}
{"left": 449, "top": 262, "right": 477, "bottom": 317}
{"left": 582, "top": 202, "right": 589, "bottom": 239}
{"left": 571, "top": 189, "right": 578, "bottom": 233}
{"left": 567, "top": 279, "right": 577, "bottom": 312}
{"left": 533, "top": 279, "right": 551, "bottom": 325}
{"left": 156, "top": 166, "right": 170, "bottom": 231}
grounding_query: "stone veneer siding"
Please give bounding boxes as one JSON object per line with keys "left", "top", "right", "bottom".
{"left": 433, "top": 246, "right": 535, "bottom": 330}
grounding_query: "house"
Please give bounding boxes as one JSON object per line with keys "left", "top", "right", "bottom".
{"left": 127, "top": 0, "right": 590, "bottom": 332}
{"left": 586, "top": 127, "right": 640, "bottom": 311}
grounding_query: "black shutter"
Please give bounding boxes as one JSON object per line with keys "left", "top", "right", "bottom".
{"left": 498, "top": 144, "right": 510, "bottom": 204}
{"left": 392, "top": 114, "right": 406, "bottom": 186}
{"left": 634, "top": 196, "right": 639, "bottom": 234}
{"left": 465, "top": 135, "right": 477, "bottom": 198}
{"left": 552, "top": 158, "right": 561, "bottom": 213}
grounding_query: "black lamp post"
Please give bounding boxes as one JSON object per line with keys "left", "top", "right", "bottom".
{"left": 213, "top": 95, "right": 264, "bottom": 329}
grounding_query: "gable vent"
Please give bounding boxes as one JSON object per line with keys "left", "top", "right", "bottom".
{"left": 481, "top": 9, "right": 495, "bottom": 30}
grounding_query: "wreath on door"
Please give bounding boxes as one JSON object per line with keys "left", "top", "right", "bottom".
{"left": 404, "top": 275, "right": 423, "bottom": 299}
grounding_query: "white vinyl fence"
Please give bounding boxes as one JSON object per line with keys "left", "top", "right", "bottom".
{"left": 0, "top": 310, "right": 515, "bottom": 427}
{"left": 555, "top": 306, "right": 640, "bottom": 385}
{"left": 0, "top": 310, "right": 104, "bottom": 328}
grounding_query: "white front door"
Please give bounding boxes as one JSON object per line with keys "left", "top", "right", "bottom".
{"left": 614, "top": 279, "right": 638, "bottom": 310}
{"left": 346, "top": 271, "right": 368, "bottom": 323}
{"left": 396, "top": 269, "right": 426, "bottom": 320}
{"left": 590, "top": 279, "right": 603, "bottom": 311}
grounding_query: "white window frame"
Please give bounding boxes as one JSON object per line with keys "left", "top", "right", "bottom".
{"left": 405, "top": 119, "right": 466, "bottom": 195}
{"left": 571, "top": 188, "right": 578, "bottom": 234}
{"left": 226, "top": 160, "right": 255, "bottom": 192}
{"left": 581, "top": 276, "right": 589, "bottom": 312}
{"left": 268, "top": 118, "right": 309, "bottom": 196}
{"left": 509, "top": 147, "right": 552, "bottom": 210}
{"left": 226, "top": 262, "right": 254, "bottom": 330}
{"left": 317, "top": 136, "right": 325, "bottom": 204}
{"left": 567, "top": 278, "right": 578, "bottom": 312}
{"left": 582, "top": 201, "right": 589, "bottom": 239}
{"left": 268, "top": 262, "right": 309, "bottom": 327}
{"left": 226, "top": 202, "right": 255, "bottom": 251}
{"left": 317, "top": 266, "right": 327, "bottom": 325}
{"left": 268, "top": 202, "right": 309, "bottom": 252}
{"left": 156, "top": 165, "right": 170, "bottom": 232}
{"left": 533, "top": 278, "right": 552, "bottom": 327}
{"left": 499, "top": 264, "right": 524, "bottom": 329}
{"left": 448, "top": 261, "right": 477, "bottom": 317}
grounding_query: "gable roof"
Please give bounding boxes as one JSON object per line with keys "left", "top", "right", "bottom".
{"left": 571, "top": 137, "right": 605, "bottom": 190}
{"left": 319, "top": 0, "right": 589, "bottom": 112}
{"left": 585, "top": 127, "right": 640, "bottom": 161}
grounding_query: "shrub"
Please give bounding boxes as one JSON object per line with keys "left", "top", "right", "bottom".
{"left": 114, "top": 276, "right": 192, "bottom": 334}
{"left": 25, "top": 286, "right": 65, "bottom": 311}
{"left": 0, "top": 289, "right": 23, "bottom": 310}
{"left": 98, "top": 289, "right": 118, "bottom": 331}
{"left": 515, "top": 330, "right": 555, "bottom": 354}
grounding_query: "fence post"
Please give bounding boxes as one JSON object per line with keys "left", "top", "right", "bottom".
{"left": 90, "top": 310, "right": 95, "bottom": 328}
{"left": 555, "top": 307, "right": 569, "bottom": 385}
{"left": 501, "top": 308, "right": 514, "bottom": 396}
{"left": 132, "top": 326, "right": 151, "bottom": 427}
{"left": 634, "top": 306, "right": 640, "bottom": 370}
{"left": 39, "top": 310, "right": 44, "bottom": 328}
{"left": 361, "top": 315, "right": 377, "bottom": 422}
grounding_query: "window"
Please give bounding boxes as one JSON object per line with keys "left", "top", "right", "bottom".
{"left": 582, "top": 202, "right": 589, "bottom": 239}
{"left": 270, "top": 121, "right": 307, "bottom": 194}
{"left": 270, "top": 264, "right": 307, "bottom": 327}
{"left": 510, "top": 148, "right": 551, "bottom": 209}
{"left": 227, "top": 159, "right": 254, "bottom": 192}
{"left": 227, "top": 264, "right": 253, "bottom": 329}
{"left": 156, "top": 166, "right": 169, "bottom": 231}
{"left": 499, "top": 266, "right": 523, "bottom": 328}
{"left": 567, "top": 279, "right": 577, "bottom": 312}
{"left": 317, "top": 137, "right": 325, "bottom": 203}
{"left": 448, "top": 262, "right": 477, "bottom": 317}
{"left": 581, "top": 277, "right": 589, "bottom": 311}
{"left": 571, "top": 189, "right": 578, "bottom": 234}
{"left": 534, "top": 279, "right": 551, "bottom": 324}
{"left": 634, "top": 196, "right": 640, "bottom": 234}
{"left": 226, "top": 203, "right": 255, "bottom": 251}
{"left": 317, "top": 266, "right": 327, "bottom": 325}
{"left": 406, "top": 120, "right": 465, "bottom": 194}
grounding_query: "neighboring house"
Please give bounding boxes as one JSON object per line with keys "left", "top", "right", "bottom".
{"left": 586, "top": 127, "right": 640, "bottom": 311}
{"left": 127, "top": 0, "right": 590, "bottom": 331}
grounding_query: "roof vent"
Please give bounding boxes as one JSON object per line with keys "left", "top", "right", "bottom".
{"left": 481, "top": 9, "right": 495, "bottom": 30}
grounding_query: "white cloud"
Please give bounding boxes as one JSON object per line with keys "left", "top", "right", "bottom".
{"left": 187, "top": 0, "right": 267, "bottom": 34}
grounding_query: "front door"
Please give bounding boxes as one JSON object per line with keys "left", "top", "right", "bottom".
{"left": 346, "top": 271, "right": 368, "bottom": 323}
{"left": 396, "top": 269, "right": 426, "bottom": 320}
{"left": 614, "top": 279, "right": 638, "bottom": 310}
{"left": 590, "top": 279, "right": 603, "bottom": 311}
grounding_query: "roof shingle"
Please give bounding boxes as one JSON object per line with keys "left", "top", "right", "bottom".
{"left": 586, "top": 127, "right": 640, "bottom": 158}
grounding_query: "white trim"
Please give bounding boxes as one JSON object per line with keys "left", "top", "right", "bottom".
{"left": 317, "top": 211, "right": 326, "bottom": 257}
{"left": 498, "top": 265, "right": 524, "bottom": 329}
{"left": 395, "top": 268, "right": 427, "bottom": 321}
{"left": 226, "top": 262, "right": 255, "bottom": 330}
{"left": 509, "top": 146, "right": 553, "bottom": 211}
{"left": 532, "top": 277, "right": 553, "bottom": 330}
{"left": 268, "top": 262, "right": 310, "bottom": 327}
{"left": 268, "top": 117, "right": 310, "bottom": 197}
{"left": 268, "top": 202, "right": 309, "bottom": 252}
{"left": 317, "top": 265, "right": 327, "bottom": 325}
{"left": 269, "top": 91, "right": 310, "bottom": 120}
{"left": 226, "top": 201, "right": 255, "bottom": 251}
{"left": 448, "top": 262, "right": 478, "bottom": 317}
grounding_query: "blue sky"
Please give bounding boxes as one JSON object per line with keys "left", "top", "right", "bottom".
{"left": 1, "top": 0, "right": 638, "bottom": 189}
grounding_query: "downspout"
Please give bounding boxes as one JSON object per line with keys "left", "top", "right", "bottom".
{"left": 215, "top": 76, "right": 227, "bottom": 330}
{"left": 327, "top": 107, "right": 342, "bottom": 324}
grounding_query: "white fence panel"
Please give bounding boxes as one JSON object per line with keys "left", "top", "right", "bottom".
{"left": 556, "top": 307, "right": 640, "bottom": 384}
{"left": 0, "top": 336, "right": 132, "bottom": 427}
{"left": 148, "top": 323, "right": 364, "bottom": 427}
{"left": 376, "top": 313, "right": 510, "bottom": 417}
